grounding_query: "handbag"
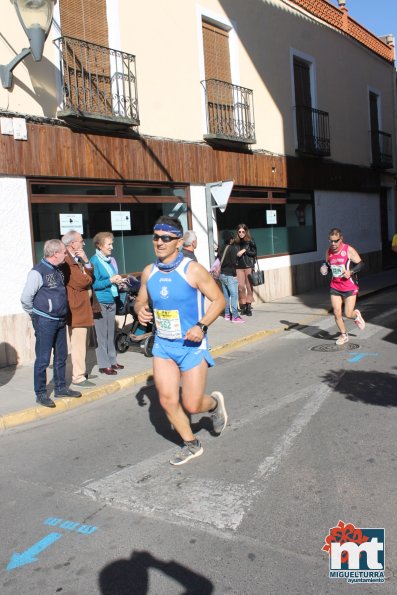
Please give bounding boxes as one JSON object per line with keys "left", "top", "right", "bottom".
{"left": 248, "top": 258, "right": 265, "bottom": 286}
{"left": 210, "top": 245, "right": 229, "bottom": 279}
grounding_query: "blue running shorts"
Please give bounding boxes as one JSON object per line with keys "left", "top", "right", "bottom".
{"left": 152, "top": 338, "right": 215, "bottom": 371}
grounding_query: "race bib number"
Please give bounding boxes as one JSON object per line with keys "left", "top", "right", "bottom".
{"left": 330, "top": 265, "right": 345, "bottom": 278}
{"left": 154, "top": 309, "right": 182, "bottom": 339}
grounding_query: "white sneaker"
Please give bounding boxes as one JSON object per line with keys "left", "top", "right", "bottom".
{"left": 336, "top": 333, "right": 349, "bottom": 345}
{"left": 354, "top": 309, "right": 365, "bottom": 330}
{"left": 169, "top": 440, "right": 203, "bottom": 466}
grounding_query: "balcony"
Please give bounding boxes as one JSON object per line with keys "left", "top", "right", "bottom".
{"left": 371, "top": 130, "right": 393, "bottom": 169}
{"left": 54, "top": 36, "right": 139, "bottom": 132}
{"left": 201, "top": 79, "right": 256, "bottom": 146}
{"left": 294, "top": 106, "right": 331, "bottom": 157}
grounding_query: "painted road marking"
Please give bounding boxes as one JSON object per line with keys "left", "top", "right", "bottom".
{"left": 347, "top": 352, "right": 378, "bottom": 363}
{"left": 6, "top": 518, "right": 98, "bottom": 571}
{"left": 7, "top": 533, "right": 62, "bottom": 570}
{"left": 82, "top": 376, "right": 342, "bottom": 533}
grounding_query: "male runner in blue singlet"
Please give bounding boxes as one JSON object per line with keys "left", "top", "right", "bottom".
{"left": 135, "top": 216, "right": 227, "bottom": 465}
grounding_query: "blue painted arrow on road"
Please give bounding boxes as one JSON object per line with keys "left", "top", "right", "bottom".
{"left": 347, "top": 352, "right": 378, "bottom": 363}
{"left": 6, "top": 532, "right": 62, "bottom": 570}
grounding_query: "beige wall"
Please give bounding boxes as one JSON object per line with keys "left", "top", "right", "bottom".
{"left": 1, "top": 0, "right": 395, "bottom": 170}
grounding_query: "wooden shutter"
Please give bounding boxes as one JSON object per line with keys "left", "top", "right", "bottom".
{"left": 59, "top": 0, "right": 111, "bottom": 115}
{"left": 202, "top": 21, "right": 234, "bottom": 135}
{"left": 293, "top": 57, "right": 311, "bottom": 108}
{"left": 202, "top": 21, "right": 232, "bottom": 83}
{"left": 293, "top": 57, "right": 314, "bottom": 151}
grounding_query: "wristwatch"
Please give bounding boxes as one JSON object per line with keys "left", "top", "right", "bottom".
{"left": 196, "top": 322, "right": 208, "bottom": 334}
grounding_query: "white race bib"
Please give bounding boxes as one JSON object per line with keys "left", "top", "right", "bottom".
{"left": 330, "top": 265, "right": 345, "bottom": 278}
{"left": 154, "top": 309, "right": 182, "bottom": 339}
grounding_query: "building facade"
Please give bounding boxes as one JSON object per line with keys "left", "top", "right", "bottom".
{"left": 0, "top": 0, "right": 396, "bottom": 366}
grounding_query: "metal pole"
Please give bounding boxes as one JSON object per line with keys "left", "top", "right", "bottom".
{"left": 205, "top": 184, "right": 215, "bottom": 265}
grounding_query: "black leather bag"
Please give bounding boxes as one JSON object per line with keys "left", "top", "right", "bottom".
{"left": 248, "top": 259, "right": 265, "bottom": 286}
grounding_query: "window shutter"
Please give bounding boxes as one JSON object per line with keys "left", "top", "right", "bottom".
{"left": 202, "top": 21, "right": 232, "bottom": 83}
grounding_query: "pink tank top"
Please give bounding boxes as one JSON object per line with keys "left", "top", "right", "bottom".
{"left": 327, "top": 243, "right": 358, "bottom": 292}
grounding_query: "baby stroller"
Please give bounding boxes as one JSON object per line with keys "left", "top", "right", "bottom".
{"left": 114, "top": 276, "right": 155, "bottom": 357}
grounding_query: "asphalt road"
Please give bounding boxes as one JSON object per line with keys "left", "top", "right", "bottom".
{"left": 1, "top": 288, "right": 397, "bottom": 594}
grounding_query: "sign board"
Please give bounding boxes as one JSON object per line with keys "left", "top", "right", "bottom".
{"left": 1, "top": 117, "right": 13, "bottom": 135}
{"left": 210, "top": 180, "right": 234, "bottom": 213}
{"left": 111, "top": 211, "right": 131, "bottom": 231}
{"left": 266, "top": 210, "right": 277, "bottom": 224}
{"left": 13, "top": 117, "right": 27, "bottom": 141}
{"left": 59, "top": 214, "right": 83, "bottom": 235}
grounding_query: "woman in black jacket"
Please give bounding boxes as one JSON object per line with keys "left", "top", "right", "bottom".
{"left": 218, "top": 230, "right": 245, "bottom": 323}
{"left": 235, "top": 223, "right": 257, "bottom": 316}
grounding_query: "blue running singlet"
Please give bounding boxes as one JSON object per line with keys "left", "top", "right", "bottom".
{"left": 147, "top": 257, "right": 207, "bottom": 349}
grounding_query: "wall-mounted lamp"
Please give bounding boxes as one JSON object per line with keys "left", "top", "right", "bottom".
{"left": 0, "top": 0, "right": 57, "bottom": 89}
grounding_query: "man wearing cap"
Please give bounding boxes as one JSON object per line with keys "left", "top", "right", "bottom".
{"left": 135, "top": 215, "right": 227, "bottom": 465}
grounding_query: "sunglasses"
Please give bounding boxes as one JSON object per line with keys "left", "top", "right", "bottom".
{"left": 238, "top": 230, "right": 246, "bottom": 234}
{"left": 152, "top": 233, "right": 179, "bottom": 243}
{"left": 329, "top": 239, "right": 341, "bottom": 244}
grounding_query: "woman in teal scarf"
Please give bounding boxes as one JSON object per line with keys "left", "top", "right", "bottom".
{"left": 91, "top": 232, "right": 124, "bottom": 375}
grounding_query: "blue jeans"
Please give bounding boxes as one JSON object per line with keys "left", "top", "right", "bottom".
{"left": 219, "top": 274, "right": 239, "bottom": 318}
{"left": 32, "top": 315, "right": 67, "bottom": 397}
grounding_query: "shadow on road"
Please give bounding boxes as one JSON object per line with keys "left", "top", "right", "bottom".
{"left": 135, "top": 376, "right": 216, "bottom": 444}
{"left": 280, "top": 319, "right": 340, "bottom": 341}
{"left": 98, "top": 550, "right": 214, "bottom": 594}
{"left": 323, "top": 369, "right": 397, "bottom": 407}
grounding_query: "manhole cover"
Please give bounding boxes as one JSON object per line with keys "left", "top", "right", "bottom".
{"left": 310, "top": 343, "right": 360, "bottom": 352}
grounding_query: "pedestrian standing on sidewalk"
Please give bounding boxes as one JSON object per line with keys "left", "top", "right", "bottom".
{"left": 20, "top": 239, "right": 82, "bottom": 408}
{"left": 235, "top": 223, "right": 257, "bottom": 316}
{"left": 61, "top": 230, "right": 100, "bottom": 389}
{"left": 91, "top": 232, "right": 125, "bottom": 375}
{"left": 218, "top": 230, "right": 244, "bottom": 323}
{"left": 135, "top": 215, "right": 227, "bottom": 466}
{"left": 182, "top": 230, "right": 198, "bottom": 261}
{"left": 320, "top": 228, "right": 365, "bottom": 345}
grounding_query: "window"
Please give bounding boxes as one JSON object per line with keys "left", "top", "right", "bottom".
{"left": 216, "top": 189, "right": 316, "bottom": 255}
{"left": 30, "top": 182, "right": 189, "bottom": 272}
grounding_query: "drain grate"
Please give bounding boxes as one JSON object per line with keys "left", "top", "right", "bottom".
{"left": 310, "top": 343, "right": 360, "bottom": 352}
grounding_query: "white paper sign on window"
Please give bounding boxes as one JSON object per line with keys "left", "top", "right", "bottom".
{"left": 59, "top": 214, "right": 83, "bottom": 235}
{"left": 111, "top": 211, "right": 131, "bottom": 231}
{"left": 266, "top": 210, "right": 277, "bottom": 224}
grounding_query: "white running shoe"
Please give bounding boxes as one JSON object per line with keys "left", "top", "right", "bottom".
{"left": 210, "top": 391, "right": 228, "bottom": 435}
{"left": 354, "top": 309, "right": 365, "bottom": 330}
{"left": 336, "top": 333, "right": 349, "bottom": 345}
{"left": 169, "top": 440, "right": 203, "bottom": 466}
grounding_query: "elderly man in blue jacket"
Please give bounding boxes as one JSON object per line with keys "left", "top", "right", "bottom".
{"left": 21, "top": 239, "right": 81, "bottom": 408}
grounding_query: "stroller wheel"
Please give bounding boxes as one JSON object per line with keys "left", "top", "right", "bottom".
{"left": 143, "top": 334, "right": 155, "bottom": 357}
{"left": 115, "top": 332, "right": 130, "bottom": 354}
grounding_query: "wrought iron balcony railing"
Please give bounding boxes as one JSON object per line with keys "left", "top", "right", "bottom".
{"left": 54, "top": 36, "right": 139, "bottom": 130}
{"left": 370, "top": 129, "right": 393, "bottom": 169}
{"left": 294, "top": 105, "right": 331, "bottom": 157}
{"left": 201, "top": 79, "right": 256, "bottom": 145}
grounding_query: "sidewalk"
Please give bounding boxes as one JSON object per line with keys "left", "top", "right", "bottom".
{"left": 1, "top": 268, "right": 396, "bottom": 430}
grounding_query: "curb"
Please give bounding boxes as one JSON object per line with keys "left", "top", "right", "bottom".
{"left": 1, "top": 281, "right": 394, "bottom": 431}
{"left": 0, "top": 311, "right": 327, "bottom": 432}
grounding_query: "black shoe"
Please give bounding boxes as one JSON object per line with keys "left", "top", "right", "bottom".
{"left": 36, "top": 394, "right": 56, "bottom": 408}
{"left": 54, "top": 388, "right": 82, "bottom": 398}
{"left": 240, "top": 304, "right": 247, "bottom": 315}
{"left": 246, "top": 304, "right": 252, "bottom": 316}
